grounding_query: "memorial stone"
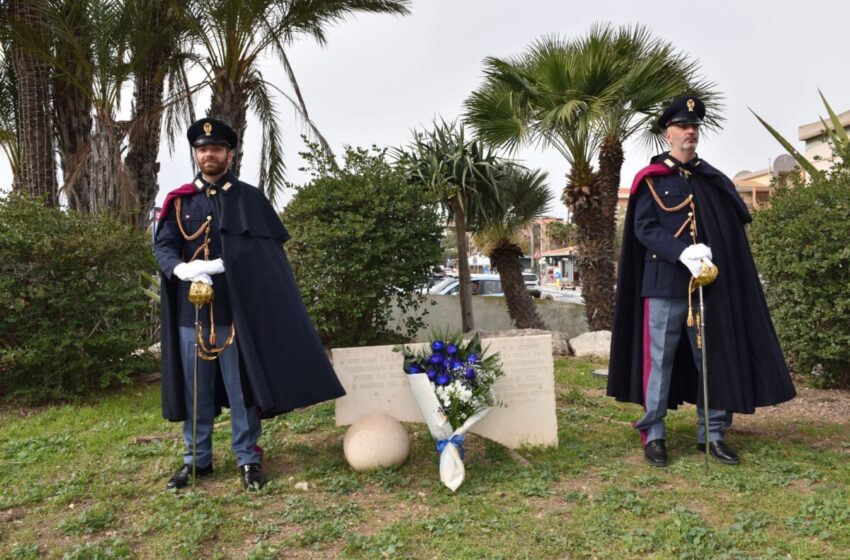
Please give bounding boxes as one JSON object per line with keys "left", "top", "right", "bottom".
{"left": 333, "top": 335, "right": 557, "bottom": 449}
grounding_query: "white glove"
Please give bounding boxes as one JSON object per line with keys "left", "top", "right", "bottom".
{"left": 679, "top": 243, "right": 713, "bottom": 262}
{"left": 682, "top": 256, "right": 715, "bottom": 278}
{"left": 202, "top": 258, "right": 225, "bottom": 275}
{"left": 191, "top": 273, "right": 213, "bottom": 285}
{"left": 173, "top": 258, "right": 225, "bottom": 281}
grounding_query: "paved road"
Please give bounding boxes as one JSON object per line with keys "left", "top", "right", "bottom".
{"left": 541, "top": 284, "right": 584, "bottom": 304}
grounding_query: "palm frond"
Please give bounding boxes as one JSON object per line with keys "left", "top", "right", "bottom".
{"left": 245, "top": 71, "right": 286, "bottom": 203}
{"left": 279, "top": 0, "right": 410, "bottom": 45}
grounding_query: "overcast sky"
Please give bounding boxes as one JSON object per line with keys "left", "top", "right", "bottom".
{"left": 2, "top": 0, "right": 848, "bottom": 219}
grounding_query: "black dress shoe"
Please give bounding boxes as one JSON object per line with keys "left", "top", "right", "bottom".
{"left": 166, "top": 463, "right": 213, "bottom": 489}
{"left": 644, "top": 439, "right": 668, "bottom": 467}
{"left": 240, "top": 463, "right": 266, "bottom": 490}
{"left": 696, "top": 441, "right": 740, "bottom": 465}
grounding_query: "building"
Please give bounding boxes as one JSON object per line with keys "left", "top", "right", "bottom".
{"left": 799, "top": 109, "right": 850, "bottom": 172}
{"left": 731, "top": 108, "right": 850, "bottom": 209}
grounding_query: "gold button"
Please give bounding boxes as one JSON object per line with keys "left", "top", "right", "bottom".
{"left": 209, "top": 189, "right": 216, "bottom": 195}
{"left": 206, "top": 216, "right": 212, "bottom": 221}
{"left": 688, "top": 212, "right": 693, "bottom": 217}
{"left": 652, "top": 254, "right": 657, "bottom": 259}
{"left": 664, "top": 191, "right": 669, "bottom": 195}
{"left": 185, "top": 214, "right": 190, "bottom": 219}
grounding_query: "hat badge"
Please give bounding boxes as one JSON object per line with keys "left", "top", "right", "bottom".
{"left": 686, "top": 99, "right": 695, "bottom": 112}
{"left": 203, "top": 122, "right": 212, "bottom": 136}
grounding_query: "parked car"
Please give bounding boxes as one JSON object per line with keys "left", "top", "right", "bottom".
{"left": 436, "top": 274, "right": 504, "bottom": 297}
{"left": 522, "top": 272, "right": 542, "bottom": 298}
{"left": 422, "top": 276, "right": 458, "bottom": 294}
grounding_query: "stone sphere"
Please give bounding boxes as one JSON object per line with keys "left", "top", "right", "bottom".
{"left": 343, "top": 413, "right": 410, "bottom": 472}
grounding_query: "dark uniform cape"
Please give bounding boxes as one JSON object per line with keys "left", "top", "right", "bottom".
{"left": 157, "top": 179, "right": 346, "bottom": 421}
{"left": 607, "top": 154, "right": 796, "bottom": 413}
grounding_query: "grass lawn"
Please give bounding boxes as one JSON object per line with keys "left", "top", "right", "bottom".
{"left": 1, "top": 357, "right": 849, "bottom": 559}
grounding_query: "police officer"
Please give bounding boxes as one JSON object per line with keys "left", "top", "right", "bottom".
{"left": 155, "top": 118, "right": 345, "bottom": 490}
{"left": 608, "top": 96, "right": 796, "bottom": 467}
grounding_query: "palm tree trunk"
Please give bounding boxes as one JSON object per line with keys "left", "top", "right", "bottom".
{"left": 564, "top": 158, "right": 616, "bottom": 332}
{"left": 490, "top": 241, "right": 546, "bottom": 329}
{"left": 208, "top": 73, "right": 248, "bottom": 177}
{"left": 592, "top": 137, "right": 624, "bottom": 330}
{"left": 52, "top": 0, "right": 93, "bottom": 213}
{"left": 450, "top": 197, "right": 475, "bottom": 332}
{"left": 89, "top": 109, "right": 130, "bottom": 218}
{"left": 9, "top": 0, "right": 58, "bottom": 205}
{"left": 125, "top": 57, "right": 166, "bottom": 229}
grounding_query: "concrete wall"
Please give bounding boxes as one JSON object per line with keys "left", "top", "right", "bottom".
{"left": 391, "top": 294, "right": 588, "bottom": 342}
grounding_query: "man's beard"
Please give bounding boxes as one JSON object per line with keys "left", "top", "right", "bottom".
{"left": 200, "top": 160, "right": 228, "bottom": 176}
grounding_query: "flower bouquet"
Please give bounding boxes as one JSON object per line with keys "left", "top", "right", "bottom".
{"left": 394, "top": 330, "right": 503, "bottom": 491}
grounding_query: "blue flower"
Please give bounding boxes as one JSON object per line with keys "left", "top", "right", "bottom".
{"left": 447, "top": 343, "right": 458, "bottom": 355}
{"left": 427, "top": 369, "right": 437, "bottom": 381}
{"left": 449, "top": 359, "right": 462, "bottom": 370}
{"left": 431, "top": 340, "right": 445, "bottom": 352}
{"left": 465, "top": 367, "right": 476, "bottom": 380}
{"left": 467, "top": 354, "right": 478, "bottom": 364}
{"left": 407, "top": 364, "right": 422, "bottom": 374}
{"left": 429, "top": 354, "right": 443, "bottom": 365}
{"left": 436, "top": 374, "right": 451, "bottom": 386}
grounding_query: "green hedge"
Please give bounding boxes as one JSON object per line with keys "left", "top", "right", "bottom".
{"left": 749, "top": 147, "right": 850, "bottom": 388}
{"left": 0, "top": 195, "right": 156, "bottom": 403}
{"left": 283, "top": 144, "right": 442, "bottom": 348}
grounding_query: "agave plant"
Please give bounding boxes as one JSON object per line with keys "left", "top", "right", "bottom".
{"left": 751, "top": 90, "right": 849, "bottom": 178}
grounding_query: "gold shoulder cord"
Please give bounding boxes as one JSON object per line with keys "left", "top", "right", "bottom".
{"left": 174, "top": 197, "right": 236, "bottom": 360}
{"left": 643, "top": 177, "right": 708, "bottom": 331}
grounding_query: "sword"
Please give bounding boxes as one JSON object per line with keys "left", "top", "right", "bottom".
{"left": 188, "top": 281, "right": 214, "bottom": 484}
{"left": 192, "top": 304, "right": 199, "bottom": 482}
{"left": 693, "top": 257, "right": 718, "bottom": 474}
{"left": 698, "top": 284, "right": 710, "bottom": 474}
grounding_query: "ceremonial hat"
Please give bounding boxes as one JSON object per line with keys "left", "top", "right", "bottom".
{"left": 186, "top": 118, "right": 238, "bottom": 149}
{"left": 658, "top": 96, "right": 706, "bottom": 128}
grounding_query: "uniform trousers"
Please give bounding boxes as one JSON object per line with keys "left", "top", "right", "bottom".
{"left": 634, "top": 297, "right": 733, "bottom": 445}
{"left": 179, "top": 326, "right": 262, "bottom": 467}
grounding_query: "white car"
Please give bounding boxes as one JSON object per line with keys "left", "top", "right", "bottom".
{"left": 523, "top": 273, "right": 542, "bottom": 298}
{"left": 434, "top": 274, "right": 504, "bottom": 296}
{"left": 422, "top": 276, "right": 457, "bottom": 294}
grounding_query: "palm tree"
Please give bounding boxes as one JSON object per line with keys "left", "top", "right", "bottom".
{"left": 21, "top": 0, "right": 193, "bottom": 222}
{"left": 545, "top": 220, "right": 571, "bottom": 248}
{"left": 187, "top": 0, "right": 410, "bottom": 204}
{"left": 48, "top": 0, "right": 138, "bottom": 216}
{"left": 123, "top": 0, "right": 194, "bottom": 227}
{"left": 401, "top": 120, "right": 502, "bottom": 333}
{"left": 7, "top": 0, "right": 58, "bottom": 204}
{"left": 0, "top": 40, "right": 21, "bottom": 179}
{"left": 475, "top": 166, "right": 551, "bottom": 330}
{"left": 465, "top": 25, "right": 720, "bottom": 331}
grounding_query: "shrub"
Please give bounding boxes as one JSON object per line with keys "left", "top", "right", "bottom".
{"left": 0, "top": 195, "right": 156, "bottom": 403}
{"left": 749, "top": 145, "right": 850, "bottom": 388}
{"left": 283, "top": 144, "right": 442, "bottom": 347}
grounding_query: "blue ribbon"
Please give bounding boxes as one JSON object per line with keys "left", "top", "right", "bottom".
{"left": 436, "top": 434, "right": 465, "bottom": 460}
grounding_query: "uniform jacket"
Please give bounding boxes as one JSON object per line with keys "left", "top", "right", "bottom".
{"left": 607, "top": 153, "right": 796, "bottom": 413}
{"left": 632, "top": 156, "right": 707, "bottom": 298}
{"left": 155, "top": 172, "right": 346, "bottom": 421}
